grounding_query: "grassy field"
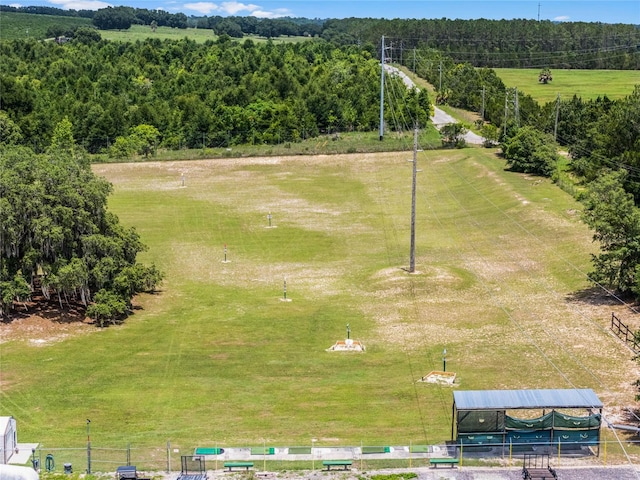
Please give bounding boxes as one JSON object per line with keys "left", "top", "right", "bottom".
{"left": 0, "top": 11, "right": 91, "bottom": 40}
{"left": 3, "top": 148, "right": 640, "bottom": 470}
{"left": 494, "top": 68, "right": 640, "bottom": 104}
{"left": 99, "top": 26, "right": 310, "bottom": 44}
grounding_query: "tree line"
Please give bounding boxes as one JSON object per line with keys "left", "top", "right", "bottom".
{"left": 3, "top": 5, "right": 639, "bottom": 69}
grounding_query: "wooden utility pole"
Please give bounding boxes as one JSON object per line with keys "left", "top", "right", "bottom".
{"left": 409, "top": 125, "right": 418, "bottom": 273}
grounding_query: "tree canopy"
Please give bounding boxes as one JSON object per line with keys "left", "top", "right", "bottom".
{"left": 0, "top": 125, "right": 162, "bottom": 324}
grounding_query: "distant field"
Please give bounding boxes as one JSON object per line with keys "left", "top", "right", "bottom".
{"left": 3, "top": 148, "right": 639, "bottom": 470}
{"left": 0, "top": 13, "right": 311, "bottom": 43}
{"left": 494, "top": 68, "right": 640, "bottom": 104}
{"left": 99, "top": 25, "right": 309, "bottom": 44}
{"left": 0, "top": 11, "right": 91, "bottom": 40}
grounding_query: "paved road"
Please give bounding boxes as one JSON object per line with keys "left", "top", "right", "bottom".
{"left": 384, "top": 65, "right": 485, "bottom": 145}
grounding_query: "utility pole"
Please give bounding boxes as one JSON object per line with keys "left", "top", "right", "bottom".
{"left": 379, "top": 35, "right": 385, "bottom": 141}
{"left": 554, "top": 93, "right": 560, "bottom": 141}
{"left": 413, "top": 48, "right": 416, "bottom": 72}
{"left": 481, "top": 86, "right": 486, "bottom": 121}
{"left": 514, "top": 87, "right": 520, "bottom": 128}
{"left": 409, "top": 125, "right": 418, "bottom": 273}
{"left": 503, "top": 90, "right": 509, "bottom": 137}
{"left": 439, "top": 60, "right": 443, "bottom": 91}
{"left": 538, "top": 2, "right": 541, "bottom": 21}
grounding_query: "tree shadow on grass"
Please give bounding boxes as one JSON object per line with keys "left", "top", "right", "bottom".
{"left": 566, "top": 286, "right": 636, "bottom": 308}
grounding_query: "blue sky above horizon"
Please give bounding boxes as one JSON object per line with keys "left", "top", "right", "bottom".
{"left": 7, "top": 0, "right": 640, "bottom": 24}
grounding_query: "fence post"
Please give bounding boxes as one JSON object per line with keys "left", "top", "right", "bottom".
{"left": 167, "top": 440, "right": 171, "bottom": 473}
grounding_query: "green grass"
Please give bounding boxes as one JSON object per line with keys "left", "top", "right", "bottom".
{"left": 96, "top": 26, "right": 309, "bottom": 44}
{"left": 0, "top": 11, "right": 91, "bottom": 40}
{"left": 3, "top": 148, "right": 636, "bottom": 470}
{"left": 494, "top": 68, "right": 640, "bottom": 104}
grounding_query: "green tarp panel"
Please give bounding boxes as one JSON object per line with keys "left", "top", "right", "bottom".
{"left": 410, "top": 445, "right": 429, "bottom": 453}
{"left": 195, "top": 448, "right": 223, "bottom": 455}
{"left": 506, "top": 430, "right": 552, "bottom": 445}
{"left": 552, "top": 412, "right": 601, "bottom": 429}
{"left": 288, "top": 447, "right": 311, "bottom": 454}
{"left": 505, "top": 412, "right": 601, "bottom": 430}
{"left": 250, "top": 447, "right": 275, "bottom": 455}
{"left": 505, "top": 412, "right": 553, "bottom": 430}
{"left": 457, "top": 433, "right": 501, "bottom": 445}
{"left": 554, "top": 429, "right": 599, "bottom": 445}
{"left": 361, "top": 446, "right": 390, "bottom": 454}
{"left": 457, "top": 410, "right": 505, "bottom": 433}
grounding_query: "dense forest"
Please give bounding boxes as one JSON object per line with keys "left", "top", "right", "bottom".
{"left": 0, "top": 37, "right": 416, "bottom": 153}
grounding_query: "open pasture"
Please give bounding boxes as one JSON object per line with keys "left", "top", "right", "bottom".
{"left": 98, "top": 25, "right": 309, "bottom": 44}
{"left": 2, "top": 149, "right": 639, "bottom": 464}
{"left": 494, "top": 68, "right": 639, "bottom": 104}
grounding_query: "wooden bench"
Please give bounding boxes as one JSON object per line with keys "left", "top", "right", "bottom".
{"left": 322, "top": 460, "right": 352, "bottom": 471}
{"left": 223, "top": 462, "right": 254, "bottom": 471}
{"left": 429, "top": 457, "right": 459, "bottom": 468}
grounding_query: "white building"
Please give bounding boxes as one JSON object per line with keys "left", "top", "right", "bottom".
{"left": 0, "top": 417, "right": 17, "bottom": 464}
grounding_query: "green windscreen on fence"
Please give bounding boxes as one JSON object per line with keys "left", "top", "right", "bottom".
{"left": 457, "top": 410, "right": 505, "bottom": 433}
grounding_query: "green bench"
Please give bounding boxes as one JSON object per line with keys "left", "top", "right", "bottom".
{"left": 322, "top": 460, "right": 352, "bottom": 471}
{"left": 223, "top": 462, "right": 254, "bottom": 471}
{"left": 429, "top": 457, "right": 459, "bottom": 468}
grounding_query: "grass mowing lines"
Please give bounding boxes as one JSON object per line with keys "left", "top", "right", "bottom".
{"left": 7, "top": 151, "right": 633, "bottom": 456}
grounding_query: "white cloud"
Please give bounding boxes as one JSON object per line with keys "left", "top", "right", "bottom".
{"left": 250, "top": 7, "right": 291, "bottom": 18}
{"left": 220, "top": 1, "right": 259, "bottom": 15}
{"left": 47, "top": 0, "right": 111, "bottom": 9}
{"left": 184, "top": 2, "right": 219, "bottom": 14}
{"left": 554, "top": 15, "right": 570, "bottom": 21}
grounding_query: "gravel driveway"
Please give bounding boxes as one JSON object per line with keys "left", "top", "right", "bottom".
{"left": 383, "top": 65, "right": 485, "bottom": 145}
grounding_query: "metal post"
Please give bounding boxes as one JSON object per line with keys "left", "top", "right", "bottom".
{"left": 86, "top": 419, "right": 91, "bottom": 474}
{"left": 311, "top": 438, "right": 316, "bottom": 471}
{"left": 167, "top": 440, "right": 171, "bottom": 473}
{"left": 224, "top": 244, "right": 227, "bottom": 262}
{"left": 443, "top": 348, "right": 447, "bottom": 372}
{"left": 554, "top": 94, "right": 560, "bottom": 141}
{"left": 409, "top": 125, "right": 418, "bottom": 272}
{"left": 283, "top": 278, "right": 287, "bottom": 300}
{"left": 347, "top": 324, "right": 350, "bottom": 340}
{"left": 379, "top": 35, "right": 385, "bottom": 141}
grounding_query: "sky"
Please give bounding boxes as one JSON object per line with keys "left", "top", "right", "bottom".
{"left": 7, "top": 0, "right": 640, "bottom": 23}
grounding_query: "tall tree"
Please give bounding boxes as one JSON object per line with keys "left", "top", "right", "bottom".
{"left": 580, "top": 169, "right": 640, "bottom": 295}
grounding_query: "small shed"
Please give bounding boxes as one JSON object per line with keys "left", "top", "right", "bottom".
{"left": 0, "top": 417, "right": 17, "bottom": 464}
{"left": 452, "top": 389, "right": 603, "bottom": 452}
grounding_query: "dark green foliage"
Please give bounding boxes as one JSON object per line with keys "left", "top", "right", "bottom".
{"left": 502, "top": 126, "right": 559, "bottom": 176}
{"left": 92, "top": 6, "right": 136, "bottom": 30}
{"left": 0, "top": 38, "right": 405, "bottom": 152}
{"left": 0, "top": 137, "right": 163, "bottom": 322}
{"left": 323, "top": 18, "right": 640, "bottom": 70}
{"left": 440, "top": 123, "right": 467, "bottom": 149}
{"left": 580, "top": 170, "right": 640, "bottom": 295}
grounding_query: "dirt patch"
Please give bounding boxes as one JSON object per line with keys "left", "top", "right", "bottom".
{"left": 0, "top": 314, "right": 93, "bottom": 345}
